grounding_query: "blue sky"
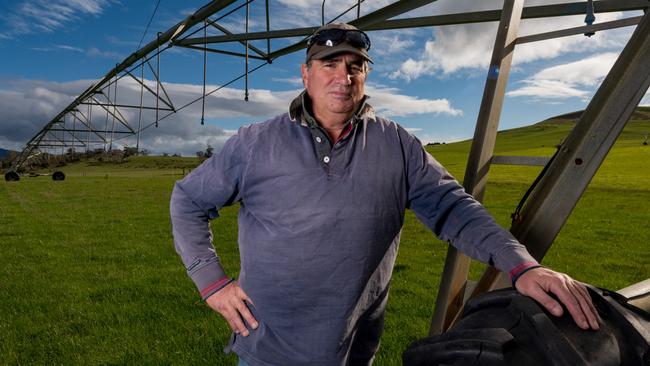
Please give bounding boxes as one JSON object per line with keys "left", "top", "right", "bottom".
{"left": 0, "top": 0, "right": 647, "bottom": 155}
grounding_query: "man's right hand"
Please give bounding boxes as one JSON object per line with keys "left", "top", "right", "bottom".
{"left": 205, "top": 281, "right": 259, "bottom": 337}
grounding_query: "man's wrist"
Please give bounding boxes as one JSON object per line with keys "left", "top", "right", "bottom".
{"left": 201, "top": 276, "right": 234, "bottom": 300}
{"left": 510, "top": 261, "right": 542, "bottom": 286}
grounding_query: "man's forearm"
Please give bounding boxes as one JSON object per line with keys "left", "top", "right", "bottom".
{"left": 170, "top": 183, "right": 231, "bottom": 299}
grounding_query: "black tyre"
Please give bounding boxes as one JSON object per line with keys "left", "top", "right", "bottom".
{"left": 4, "top": 171, "right": 20, "bottom": 181}
{"left": 403, "top": 287, "right": 650, "bottom": 366}
{"left": 52, "top": 171, "right": 65, "bottom": 181}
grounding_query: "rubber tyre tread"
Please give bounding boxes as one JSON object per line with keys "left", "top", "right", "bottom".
{"left": 52, "top": 171, "right": 65, "bottom": 181}
{"left": 4, "top": 171, "right": 20, "bottom": 181}
{"left": 403, "top": 288, "right": 650, "bottom": 366}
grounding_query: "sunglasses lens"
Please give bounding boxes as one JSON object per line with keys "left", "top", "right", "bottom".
{"left": 308, "top": 29, "right": 370, "bottom": 51}
{"left": 346, "top": 31, "right": 371, "bottom": 50}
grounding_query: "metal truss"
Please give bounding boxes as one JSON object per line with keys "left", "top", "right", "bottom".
{"left": 6, "top": 0, "right": 650, "bottom": 338}
{"left": 9, "top": 0, "right": 647, "bottom": 172}
{"left": 430, "top": 0, "right": 650, "bottom": 334}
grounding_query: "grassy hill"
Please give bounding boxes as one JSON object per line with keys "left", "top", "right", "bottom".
{"left": 1, "top": 109, "right": 648, "bottom": 365}
{"left": 426, "top": 106, "right": 650, "bottom": 191}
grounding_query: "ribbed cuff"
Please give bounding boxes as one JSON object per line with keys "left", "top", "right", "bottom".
{"left": 510, "top": 262, "right": 542, "bottom": 286}
{"left": 200, "top": 276, "right": 234, "bottom": 300}
{"left": 187, "top": 257, "right": 229, "bottom": 299}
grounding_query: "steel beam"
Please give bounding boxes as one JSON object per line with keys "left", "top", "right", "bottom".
{"left": 471, "top": 9, "right": 650, "bottom": 302}
{"left": 205, "top": 20, "right": 268, "bottom": 59}
{"left": 430, "top": 0, "right": 525, "bottom": 336}
{"left": 510, "top": 10, "right": 650, "bottom": 261}
{"left": 47, "top": 129, "right": 132, "bottom": 134}
{"left": 517, "top": 15, "right": 642, "bottom": 45}
{"left": 89, "top": 96, "right": 133, "bottom": 132}
{"left": 491, "top": 155, "right": 550, "bottom": 166}
{"left": 270, "top": 0, "right": 438, "bottom": 59}
{"left": 175, "top": 44, "right": 267, "bottom": 60}
{"left": 366, "top": 0, "right": 648, "bottom": 31}
{"left": 178, "top": 0, "right": 649, "bottom": 44}
{"left": 124, "top": 70, "right": 175, "bottom": 111}
{"left": 79, "top": 102, "right": 174, "bottom": 112}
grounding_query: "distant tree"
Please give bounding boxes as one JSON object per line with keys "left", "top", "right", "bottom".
{"left": 172, "top": 153, "right": 181, "bottom": 157}
{"left": 162, "top": 152, "right": 169, "bottom": 157}
{"left": 140, "top": 149, "right": 150, "bottom": 156}
{"left": 196, "top": 151, "right": 205, "bottom": 158}
{"left": 123, "top": 147, "right": 138, "bottom": 157}
{"left": 205, "top": 145, "right": 214, "bottom": 158}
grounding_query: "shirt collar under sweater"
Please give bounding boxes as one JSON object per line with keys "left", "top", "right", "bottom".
{"left": 288, "top": 90, "right": 376, "bottom": 128}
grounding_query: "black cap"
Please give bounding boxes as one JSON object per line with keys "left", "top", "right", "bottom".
{"left": 305, "top": 23, "right": 373, "bottom": 63}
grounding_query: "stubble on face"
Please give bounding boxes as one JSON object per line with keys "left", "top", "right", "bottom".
{"left": 301, "top": 54, "right": 367, "bottom": 126}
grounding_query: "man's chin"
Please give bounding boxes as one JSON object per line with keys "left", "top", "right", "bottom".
{"left": 328, "top": 99, "right": 358, "bottom": 109}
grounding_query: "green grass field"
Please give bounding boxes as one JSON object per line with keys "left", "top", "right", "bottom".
{"left": 1, "top": 112, "right": 649, "bottom": 365}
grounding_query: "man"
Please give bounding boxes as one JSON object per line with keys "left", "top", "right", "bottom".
{"left": 170, "top": 23, "right": 599, "bottom": 366}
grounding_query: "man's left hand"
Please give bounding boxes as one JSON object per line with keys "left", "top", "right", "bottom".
{"left": 515, "top": 267, "right": 601, "bottom": 330}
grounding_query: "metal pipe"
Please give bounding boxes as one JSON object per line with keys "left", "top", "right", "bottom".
{"left": 137, "top": 62, "right": 144, "bottom": 152}
{"left": 155, "top": 32, "right": 160, "bottom": 128}
{"left": 103, "top": 80, "right": 111, "bottom": 151}
{"left": 202, "top": 21, "right": 207, "bottom": 125}
{"left": 178, "top": 0, "right": 648, "bottom": 44}
{"left": 430, "top": 0, "right": 525, "bottom": 336}
{"left": 265, "top": 0, "right": 271, "bottom": 59}
{"left": 109, "top": 70, "right": 118, "bottom": 151}
{"left": 245, "top": 0, "right": 250, "bottom": 102}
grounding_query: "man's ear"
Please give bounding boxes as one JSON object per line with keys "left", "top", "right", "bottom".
{"left": 300, "top": 63, "right": 309, "bottom": 89}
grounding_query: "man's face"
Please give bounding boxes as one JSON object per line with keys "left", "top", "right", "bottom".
{"left": 301, "top": 53, "right": 367, "bottom": 121}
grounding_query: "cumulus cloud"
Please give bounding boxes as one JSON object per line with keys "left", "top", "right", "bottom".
{"left": 0, "top": 76, "right": 462, "bottom": 155}
{"left": 389, "top": 0, "right": 630, "bottom": 81}
{"left": 367, "top": 85, "right": 462, "bottom": 117}
{"left": 271, "top": 0, "right": 393, "bottom": 29}
{"left": 507, "top": 52, "right": 618, "bottom": 101}
{"left": 0, "top": 0, "right": 115, "bottom": 39}
{"left": 370, "top": 32, "right": 417, "bottom": 57}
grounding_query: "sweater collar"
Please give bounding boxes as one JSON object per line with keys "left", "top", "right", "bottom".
{"left": 288, "top": 90, "right": 375, "bottom": 127}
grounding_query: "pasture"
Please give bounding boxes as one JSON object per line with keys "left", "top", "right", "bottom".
{"left": 1, "top": 113, "right": 649, "bottom": 365}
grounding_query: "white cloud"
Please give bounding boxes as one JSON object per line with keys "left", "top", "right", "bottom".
{"left": 271, "top": 77, "right": 304, "bottom": 86}
{"left": 507, "top": 79, "right": 589, "bottom": 100}
{"left": 0, "top": 76, "right": 462, "bottom": 155}
{"left": 367, "top": 85, "right": 462, "bottom": 117}
{"left": 371, "top": 32, "right": 416, "bottom": 57}
{"left": 272, "top": 0, "right": 393, "bottom": 29}
{"left": 0, "top": 0, "right": 115, "bottom": 38}
{"left": 507, "top": 52, "right": 618, "bottom": 101}
{"left": 29, "top": 43, "right": 122, "bottom": 60}
{"left": 87, "top": 47, "right": 122, "bottom": 59}
{"left": 389, "top": 0, "right": 631, "bottom": 81}
{"left": 56, "top": 44, "right": 84, "bottom": 53}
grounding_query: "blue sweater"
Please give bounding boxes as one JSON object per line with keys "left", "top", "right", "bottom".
{"left": 170, "top": 92, "right": 537, "bottom": 365}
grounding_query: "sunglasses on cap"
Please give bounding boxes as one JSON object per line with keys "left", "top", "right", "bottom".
{"left": 307, "top": 29, "right": 371, "bottom": 51}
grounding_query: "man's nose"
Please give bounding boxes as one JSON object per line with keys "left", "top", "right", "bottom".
{"left": 334, "top": 65, "right": 352, "bottom": 85}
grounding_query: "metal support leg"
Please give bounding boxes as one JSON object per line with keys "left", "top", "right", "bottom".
{"left": 429, "top": 0, "right": 525, "bottom": 336}
{"left": 469, "top": 8, "right": 650, "bottom": 307}
{"left": 510, "top": 10, "right": 650, "bottom": 262}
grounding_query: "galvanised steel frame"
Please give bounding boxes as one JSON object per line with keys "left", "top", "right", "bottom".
{"left": 6, "top": 0, "right": 650, "bottom": 332}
